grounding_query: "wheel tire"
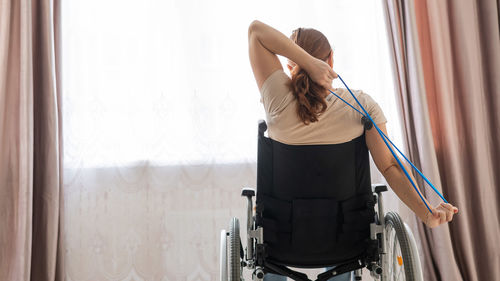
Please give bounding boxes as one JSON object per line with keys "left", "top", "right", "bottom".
{"left": 229, "top": 218, "right": 241, "bottom": 281}
{"left": 384, "top": 212, "right": 416, "bottom": 281}
{"left": 220, "top": 230, "right": 228, "bottom": 281}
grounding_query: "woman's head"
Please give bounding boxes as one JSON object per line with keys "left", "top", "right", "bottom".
{"left": 288, "top": 28, "right": 333, "bottom": 124}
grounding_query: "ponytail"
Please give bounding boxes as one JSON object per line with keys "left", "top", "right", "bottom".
{"left": 289, "top": 66, "right": 328, "bottom": 125}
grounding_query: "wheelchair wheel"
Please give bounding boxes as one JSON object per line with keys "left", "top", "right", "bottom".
{"left": 228, "top": 218, "right": 241, "bottom": 281}
{"left": 384, "top": 212, "right": 419, "bottom": 281}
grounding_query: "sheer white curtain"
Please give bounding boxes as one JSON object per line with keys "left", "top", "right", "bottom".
{"left": 61, "top": 0, "right": 403, "bottom": 280}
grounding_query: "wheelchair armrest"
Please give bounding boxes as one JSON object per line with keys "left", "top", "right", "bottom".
{"left": 242, "top": 187, "right": 257, "bottom": 260}
{"left": 372, "top": 184, "right": 388, "bottom": 193}
{"left": 241, "top": 187, "right": 255, "bottom": 197}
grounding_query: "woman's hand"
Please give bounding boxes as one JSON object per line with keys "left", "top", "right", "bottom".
{"left": 424, "top": 202, "right": 459, "bottom": 228}
{"left": 304, "top": 57, "right": 337, "bottom": 89}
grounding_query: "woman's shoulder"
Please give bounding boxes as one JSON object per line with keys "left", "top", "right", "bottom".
{"left": 259, "top": 69, "right": 294, "bottom": 116}
{"left": 259, "top": 69, "right": 291, "bottom": 94}
{"left": 334, "top": 88, "right": 377, "bottom": 106}
{"left": 334, "top": 88, "right": 386, "bottom": 124}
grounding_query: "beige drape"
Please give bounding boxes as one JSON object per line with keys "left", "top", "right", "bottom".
{"left": 384, "top": 0, "right": 500, "bottom": 280}
{"left": 0, "top": 0, "right": 64, "bottom": 280}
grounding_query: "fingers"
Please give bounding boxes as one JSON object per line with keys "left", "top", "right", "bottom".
{"left": 444, "top": 209, "right": 453, "bottom": 222}
{"left": 326, "top": 76, "right": 333, "bottom": 87}
{"left": 437, "top": 203, "right": 458, "bottom": 223}
{"left": 308, "top": 58, "right": 336, "bottom": 88}
{"left": 323, "top": 70, "right": 337, "bottom": 89}
{"left": 323, "top": 75, "right": 333, "bottom": 89}
{"left": 437, "top": 210, "right": 447, "bottom": 224}
{"left": 426, "top": 202, "right": 459, "bottom": 228}
{"left": 431, "top": 208, "right": 446, "bottom": 225}
{"left": 439, "top": 203, "right": 452, "bottom": 221}
{"left": 327, "top": 69, "right": 337, "bottom": 81}
{"left": 440, "top": 202, "right": 454, "bottom": 212}
{"left": 321, "top": 80, "right": 332, "bottom": 90}
{"left": 320, "top": 61, "right": 334, "bottom": 86}
{"left": 328, "top": 68, "right": 338, "bottom": 79}
{"left": 442, "top": 203, "right": 459, "bottom": 219}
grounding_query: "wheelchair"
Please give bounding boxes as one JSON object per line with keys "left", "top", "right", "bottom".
{"left": 220, "top": 120, "right": 423, "bottom": 281}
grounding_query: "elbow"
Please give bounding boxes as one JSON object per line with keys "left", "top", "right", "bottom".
{"left": 248, "top": 20, "right": 262, "bottom": 39}
{"left": 381, "top": 162, "right": 399, "bottom": 178}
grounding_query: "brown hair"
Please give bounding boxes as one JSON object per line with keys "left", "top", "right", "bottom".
{"left": 289, "top": 28, "right": 332, "bottom": 125}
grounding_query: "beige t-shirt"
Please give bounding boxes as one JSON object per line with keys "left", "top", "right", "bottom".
{"left": 259, "top": 69, "right": 387, "bottom": 145}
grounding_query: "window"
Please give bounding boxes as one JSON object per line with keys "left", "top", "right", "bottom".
{"left": 60, "top": 1, "right": 405, "bottom": 279}
{"left": 61, "top": 0, "right": 403, "bottom": 168}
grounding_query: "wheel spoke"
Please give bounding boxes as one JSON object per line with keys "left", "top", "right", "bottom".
{"left": 397, "top": 265, "right": 404, "bottom": 280}
{"left": 393, "top": 234, "right": 406, "bottom": 281}
{"left": 393, "top": 235, "right": 398, "bottom": 279}
{"left": 386, "top": 225, "right": 397, "bottom": 280}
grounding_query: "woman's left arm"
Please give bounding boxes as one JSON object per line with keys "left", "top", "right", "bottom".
{"left": 248, "top": 20, "right": 335, "bottom": 90}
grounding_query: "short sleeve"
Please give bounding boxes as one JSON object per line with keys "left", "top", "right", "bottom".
{"left": 357, "top": 91, "right": 387, "bottom": 125}
{"left": 259, "top": 69, "right": 294, "bottom": 116}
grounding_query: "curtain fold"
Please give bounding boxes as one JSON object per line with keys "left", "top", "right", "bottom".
{"left": 384, "top": 0, "right": 500, "bottom": 280}
{"left": 382, "top": 1, "right": 462, "bottom": 280}
{"left": 0, "top": 0, "right": 64, "bottom": 280}
{"left": 415, "top": 0, "right": 500, "bottom": 280}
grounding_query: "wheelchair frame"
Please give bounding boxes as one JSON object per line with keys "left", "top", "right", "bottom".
{"left": 220, "top": 184, "right": 423, "bottom": 281}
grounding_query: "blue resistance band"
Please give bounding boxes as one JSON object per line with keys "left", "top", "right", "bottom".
{"left": 329, "top": 74, "right": 448, "bottom": 214}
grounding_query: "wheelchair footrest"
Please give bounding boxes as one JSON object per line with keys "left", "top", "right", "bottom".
{"left": 315, "top": 260, "right": 365, "bottom": 281}
{"left": 264, "top": 261, "right": 311, "bottom": 281}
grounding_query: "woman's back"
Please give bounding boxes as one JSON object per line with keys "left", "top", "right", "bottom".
{"left": 260, "top": 69, "right": 387, "bottom": 145}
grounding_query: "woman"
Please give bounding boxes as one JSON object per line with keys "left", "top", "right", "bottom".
{"left": 248, "top": 20, "right": 458, "bottom": 281}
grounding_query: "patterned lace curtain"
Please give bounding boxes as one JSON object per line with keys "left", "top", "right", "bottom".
{"left": 61, "top": 0, "right": 404, "bottom": 280}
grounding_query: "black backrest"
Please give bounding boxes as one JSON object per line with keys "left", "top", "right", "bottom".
{"left": 256, "top": 121, "right": 375, "bottom": 267}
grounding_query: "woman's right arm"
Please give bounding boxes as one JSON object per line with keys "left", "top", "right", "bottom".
{"left": 366, "top": 123, "right": 459, "bottom": 228}
{"left": 248, "top": 20, "right": 335, "bottom": 90}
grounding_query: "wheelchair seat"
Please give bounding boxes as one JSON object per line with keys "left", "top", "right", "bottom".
{"left": 256, "top": 121, "right": 376, "bottom": 267}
